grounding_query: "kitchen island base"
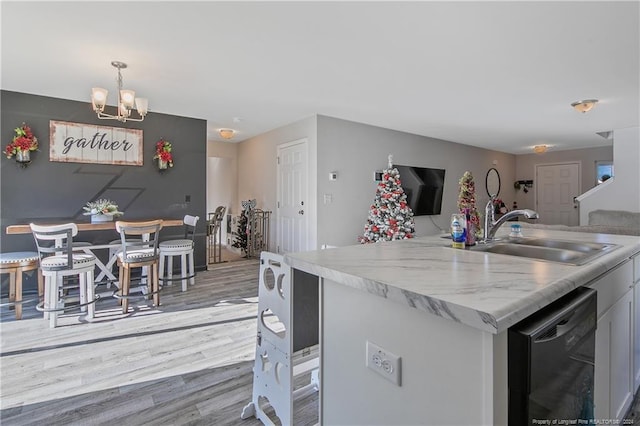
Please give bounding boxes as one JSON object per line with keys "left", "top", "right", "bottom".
{"left": 319, "top": 276, "right": 508, "bottom": 425}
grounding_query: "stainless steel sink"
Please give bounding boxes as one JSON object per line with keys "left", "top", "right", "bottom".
{"left": 503, "top": 237, "right": 614, "bottom": 253}
{"left": 469, "top": 237, "right": 619, "bottom": 265}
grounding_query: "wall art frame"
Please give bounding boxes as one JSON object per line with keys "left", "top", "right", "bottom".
{"left": 49, "top": 120, "right": 143, "bottom": 166}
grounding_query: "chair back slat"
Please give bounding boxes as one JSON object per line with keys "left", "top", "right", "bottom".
{"left": 183, "top": 215, "right": 200, "bottom": 242}
{"left": 30, "top": 223, "right": 78, "bottom": 270}
{"left": 208, "top": 207, "right": 225, "bottom": 236}
{"left": 115, "top": 219, "right": 163, "bottom": 263}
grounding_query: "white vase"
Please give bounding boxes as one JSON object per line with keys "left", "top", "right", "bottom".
{"left": 91, "top": 214, "right": 113, "bottom": 223}
{"left": 16, "top": 150, "right": 30, "bottom": 163}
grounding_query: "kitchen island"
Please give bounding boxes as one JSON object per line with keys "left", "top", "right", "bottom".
{"left": 284, "top": 228, "right": 640, "bottom": 425}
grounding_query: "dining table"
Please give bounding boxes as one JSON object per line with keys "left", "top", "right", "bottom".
{"left": 5, "top": 219, "right": 184, "bottom": 286}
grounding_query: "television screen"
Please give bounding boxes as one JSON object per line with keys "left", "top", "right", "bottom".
{"left": 395, "top": 165, "right": 446, "bottom": 216}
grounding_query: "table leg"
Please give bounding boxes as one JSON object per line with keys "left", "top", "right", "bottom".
{"left": 63, "top": 243, "right": 120, "bottom": 287}
{"left": 153, "top": 263, "right": 160, "bottom": 307}
{"left": 83, "top": 246, "right": 118, "bottom": 284}
{"left": 8, "top": 268, "right": 16, "bottom": 308}
{"left": 15, "top": 268, "right": 23, "bottom": 320}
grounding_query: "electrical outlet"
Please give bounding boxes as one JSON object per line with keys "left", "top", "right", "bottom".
{"left": 366, "top": 341, "right": 401, "bottom": 386}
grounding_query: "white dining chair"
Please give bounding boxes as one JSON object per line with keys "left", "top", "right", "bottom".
{"left": 159, "top": 215, "right": 199, "bottom": 292}
{"left": 30, "top": 223, "right": 97, "bottom": 328}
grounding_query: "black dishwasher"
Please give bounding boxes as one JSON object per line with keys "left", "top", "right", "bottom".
{"left": 509, "top": 286, "right": 597, "bottom": 425}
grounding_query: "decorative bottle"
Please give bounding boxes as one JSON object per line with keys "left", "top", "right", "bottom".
{"left": 465, "top": 208, "right": 476, "bottom": 246}
{"left": 451, "top": 214, "right": 466, "bottom": 249}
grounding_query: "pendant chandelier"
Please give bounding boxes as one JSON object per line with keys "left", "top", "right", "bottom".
{"left": 91, "top": 61, "right": 148, "bottom": 122}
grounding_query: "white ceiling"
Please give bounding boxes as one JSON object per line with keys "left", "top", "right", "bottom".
{"left": 2, "top": 1, "right": 638, "bottom": 154}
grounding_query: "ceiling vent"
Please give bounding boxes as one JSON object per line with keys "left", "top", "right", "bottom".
{"left": 596, "top": 131, "right": 613, "bottom": 140}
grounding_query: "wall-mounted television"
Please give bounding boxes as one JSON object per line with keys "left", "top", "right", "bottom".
{"left": 395, "top": 165, "right": 446, "bottom": 216}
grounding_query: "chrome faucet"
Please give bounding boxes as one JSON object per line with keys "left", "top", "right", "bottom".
{"left": 483, "top": 196, "right": 539, "bottom": 242}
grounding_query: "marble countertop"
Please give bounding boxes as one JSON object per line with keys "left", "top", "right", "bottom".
{"left": 284, "top": 228, "right": 640, "bottom": 334}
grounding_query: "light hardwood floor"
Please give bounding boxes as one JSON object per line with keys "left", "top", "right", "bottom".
{"left": 3, "top": 258, "right": 639, "bottom": 425}
{"left": 0, "top": 259, "right": 318, "bottom": 425}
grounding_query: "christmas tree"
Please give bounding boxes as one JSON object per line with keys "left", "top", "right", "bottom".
{"left": 232, "top": 209, "right": 249, "bottom": 256}
{"left": 457, "top": 171, "right": 481, "bottom": 243}
{"left": 233, "top": 199, "right": 256, "bottom": 256}
{"left": 360, "top": 155, "right": 415, "bottom": 243}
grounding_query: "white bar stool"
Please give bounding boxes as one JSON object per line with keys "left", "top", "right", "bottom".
{"left": 158, "top": 215, "right": 199, "bottom": 292}
{"left": 30, "top": 223, "right": 98, "bottom": 328}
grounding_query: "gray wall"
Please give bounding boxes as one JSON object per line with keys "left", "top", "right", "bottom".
{"left": 237, "top": 115, "right": 318, "bottom": 251}
{"left": 1, "top": 91, "right": 208, "bottom": 283}
{"left": 236, "top": 116, "right": 615, "bottom": 250}
{"left": 317, "top": 115, "right": 517, "bottom": 247}
{"left": 236, "top": 114, "right": 516, "bottom": 251}
{"left": 514, "top": 145, "right": 613, "bottom": 210}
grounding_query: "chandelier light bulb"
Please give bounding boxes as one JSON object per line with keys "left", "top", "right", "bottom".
{"left": 135, "top": 98, "right": 148, "bottom": 116}
{"left": 119, "top": 103, "right": 131, "bottom": 118}
{"left": 91, "top": 87, "right": 108, "bottom": 111}
{"left": 120, "top": 90, "right": 136, "bottom": 109}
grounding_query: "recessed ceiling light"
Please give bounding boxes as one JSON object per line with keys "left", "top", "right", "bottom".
{"left": 219, "top": 129, "right": 235, "bottom": 140}
{"left": 571, "top": 99, "right": 598, "bottom": 113}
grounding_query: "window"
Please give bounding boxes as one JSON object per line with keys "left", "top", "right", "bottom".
{"left": 595, "top": 161, "right": 613, "bottom": 184}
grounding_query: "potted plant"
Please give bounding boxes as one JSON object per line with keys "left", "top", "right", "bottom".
{"left": 154, "top": 139, "right": 174, "bottom": 170}
{"left": 83, "top": 199, "right": 124, "bottom": 223}
{"left": 5, "top": 123, "right": 38, "bottom": 166}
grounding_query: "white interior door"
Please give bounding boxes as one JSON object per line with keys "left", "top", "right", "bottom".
{"left": 535, "top": 163, "right": 580, "bottom": 225}
{"left": 277, "top": 139, "right": 309, "bottom": 253}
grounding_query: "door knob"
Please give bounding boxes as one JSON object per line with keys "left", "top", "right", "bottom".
{"left": 298, "top": 210, "right": 304, "bottom": 215}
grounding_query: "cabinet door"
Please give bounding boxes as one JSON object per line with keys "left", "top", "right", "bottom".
{"left": 610, "top": 290, "right": 634, "bottom": 420}
{"left": 594, "top": 290, "right": 634, "bottom": 421}
{"left": 635, "top": 282, "right": 640, "bottom": 391}
{"left": 634, "top": 254, "right": 640, "bottom": 392}
{"left": 594, "top": 309, "right": 611, "bottom": 419}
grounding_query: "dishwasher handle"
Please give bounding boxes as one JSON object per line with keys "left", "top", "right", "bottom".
{"left": 528, "top": 288, "right": 596, "bottom": 343}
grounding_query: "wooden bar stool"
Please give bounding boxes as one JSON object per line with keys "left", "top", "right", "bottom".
{"left": 0, "top": 252, "right": 42, "bottom": 320}
{"left": 114, "top": 219, "right": 163, "bottom": 313}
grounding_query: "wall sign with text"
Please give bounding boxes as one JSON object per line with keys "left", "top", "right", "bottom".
{"left": 49, "top": 120, "right": 143, "bottom": 166}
